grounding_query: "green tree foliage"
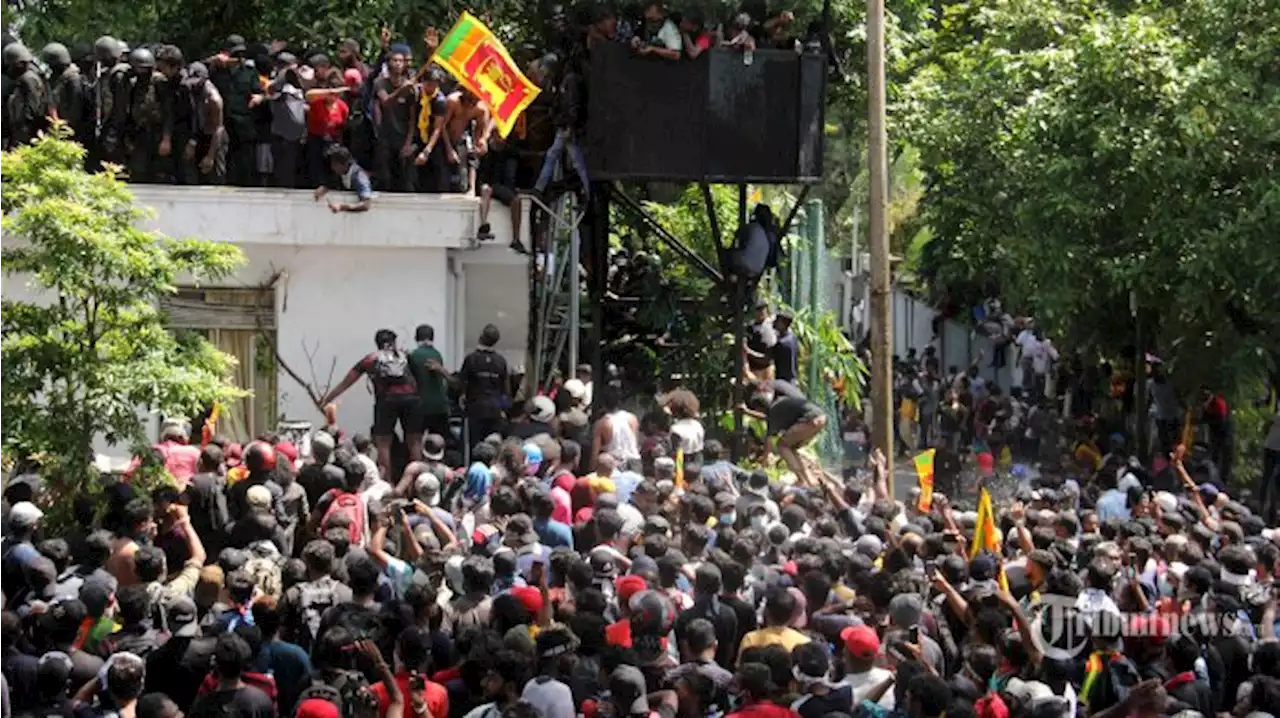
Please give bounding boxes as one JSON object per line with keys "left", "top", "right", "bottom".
{"left": 1, "top": 130, "right": 246, "bottom": 491}
{"left": 609, "top": 185, "right": 865, "bottom": 421}
{"left": 905, "top": 0, "right": 1280, "bottom": 394}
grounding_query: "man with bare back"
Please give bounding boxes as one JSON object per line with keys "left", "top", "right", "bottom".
{"left": 442, "top": 88, "right": 490, "bottom": 193}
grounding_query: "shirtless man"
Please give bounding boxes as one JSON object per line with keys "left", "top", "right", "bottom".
{"left": 441, "top": 88, "right": 490, "bottom": 192}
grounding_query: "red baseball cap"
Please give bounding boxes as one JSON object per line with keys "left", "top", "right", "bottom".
{"left": 296, "top": 699, "right": 339, "bottom": 718}
{"left": 615, "top": 575, "right": 648, "bottom": 605}
{"left": 840, "top": 625, "right": 880, "bottom": 660}
{"left": 274, "top": 441, "right": 298, "bottom": 464}
{"left": 510, "top": 586, "right": 544, "bottom": 617}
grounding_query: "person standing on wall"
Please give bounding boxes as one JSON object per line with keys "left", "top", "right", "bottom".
{"left": 458, "top": 324, "right": 510, "bottom": 450}
{"left": 409, "top": 324, "right": 452, "bottom": 441}
{"left": 319, "top": 329, "right": 424, "bottom": 478}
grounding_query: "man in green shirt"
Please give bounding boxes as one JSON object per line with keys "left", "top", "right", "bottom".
{"left": 409, "top": 324, "right": 451, "bottom": 438}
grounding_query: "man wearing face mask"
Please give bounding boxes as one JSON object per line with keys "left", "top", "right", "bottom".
{"left": 110, "top": 48, "right": 173, "bottom": 183}
{"left": 2, "top": 42, "right": 47, "bottom": 150}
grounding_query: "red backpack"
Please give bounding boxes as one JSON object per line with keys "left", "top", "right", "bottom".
{"left": 322, "top": 490, "right": 367, "bottom": 545}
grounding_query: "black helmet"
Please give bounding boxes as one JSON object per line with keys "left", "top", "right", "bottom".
{"left": 128, "top": 47, "right": 155, "bottom": 70}
{"left": 93, "top": 35, "right": 120, "bottom": 63}
{"left": 2, "top": 42, "right": 33, "bottom": 67}
{"left": 40, "top": 42, "right": 71, "bottom": 68}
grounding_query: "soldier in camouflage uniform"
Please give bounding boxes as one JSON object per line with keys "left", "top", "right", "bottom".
{"left": 42, "top": 42, "right": 92, "bottom": 145}
{"left": 96, "top": 36, "right": 131, "bottom": 167}
{"left": 3, "top": 42, "right": 48, "bottom": 150}
{"left": 109, "top": 48, "right": 173, "bottom": 183}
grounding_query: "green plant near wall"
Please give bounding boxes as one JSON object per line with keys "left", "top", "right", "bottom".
{"left": 788, "top": 303, "right": 867, "bottom": 411}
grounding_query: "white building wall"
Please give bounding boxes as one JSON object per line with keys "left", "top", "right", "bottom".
{"left": 3, "top": 186, "right": 530, "bottom": 456}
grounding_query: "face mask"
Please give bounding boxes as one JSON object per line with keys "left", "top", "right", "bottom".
{"left": 750, "top": 515, "right": 767, "bottom": 531}
{"left": 720, "top": 513, "right": 736, "bottom": 527}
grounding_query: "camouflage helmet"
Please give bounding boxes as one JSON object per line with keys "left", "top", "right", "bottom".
{"left": 93, "top": 35, "right": 120, "bottom": 63}
{"left": 2, "top": 42, "right": 33, "bottom": 67}
{"left": 128, "top": 47, "right": 155, "bottom": 70}
{"left": 40, "top": 42, "right": 72, "bottom": 68}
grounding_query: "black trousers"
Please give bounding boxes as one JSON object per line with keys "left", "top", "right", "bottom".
{"left": 272, "top": 137, "right": 302, "bottom": 188}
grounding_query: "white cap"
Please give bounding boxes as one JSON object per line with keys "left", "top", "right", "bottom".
{"left": 1154, "top": 491, "right": 1178, "bottom": 514}
{"left": 530, "top": 395, "right": 556, "bottom": 423}
{"left": 562, "top": 379, "right": 587, "bottom": 400}
{"left": 246, "top": 485, "right": 272, "bottom": 508}
{"left": 415, "top": 473, "right": 441, "bottom": 505}
{"left": 1006, "top": 678, "right": 1054, "bottom": 703}
{"left": 8, "top": 501, "right": 43, "bottom": 528}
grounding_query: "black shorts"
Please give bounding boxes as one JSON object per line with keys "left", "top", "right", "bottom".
{"left": 416, "top": 408, "right": 450, "bottom": 438}
{"left": 374, "top": 394, "right": 422, "bottom": 437}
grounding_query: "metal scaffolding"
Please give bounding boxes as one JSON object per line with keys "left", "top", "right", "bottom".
{"left": 529, "top": 191, "right": 584, "bottom": 393}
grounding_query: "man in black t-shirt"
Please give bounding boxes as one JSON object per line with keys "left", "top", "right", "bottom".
{"left": 458, "top": 324, "right": 510, "bottom": 450}
{"left": 741, "top": 379, "right": 827, "bottom": 487}
{"left": 373, "top": 45, "right": 419, "bottom": 192}
{"left": 189, "top": 633, "right": 275, "bottom": 718}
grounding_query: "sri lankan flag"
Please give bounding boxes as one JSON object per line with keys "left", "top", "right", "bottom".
{"left": 431, "top": 12, "right": 541, "bottom": 138}
{"left": 970, "top": 485, "right": 1010, "bottom": 591}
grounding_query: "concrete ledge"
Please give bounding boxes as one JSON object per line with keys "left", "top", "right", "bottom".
{"left": 129, "top": 185, "right": 489, "bottom": 249}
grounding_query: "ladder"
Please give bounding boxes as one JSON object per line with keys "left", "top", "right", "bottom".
{"left": 529, "top": 190, "right": 584, "bottom": 394}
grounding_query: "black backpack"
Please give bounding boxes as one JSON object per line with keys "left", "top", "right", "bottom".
{"left": 294, "top": 579, "right": 338, "bottom": 648}
{"left": 296, "top": 672, "right": 379, "bottom": 718}
{"left": 372, "top": 348, "right": 410, "bottom": 384}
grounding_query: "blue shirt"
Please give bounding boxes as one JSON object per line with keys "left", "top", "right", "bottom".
{"left": 701, "top": 461, "right": 743, "bottom": 494}
{"left": 253, "top": 639, "right": 313, "bottom": 714}
{"left": 533, "top": 518, "right": 574, "bottom": 550}
{"left": 464, "top": 463, "right": 492, "bottom": 502}
{"left": 612, "top": 471, "right": 643, "bottom": 504}
{"left": 1096, "top": 488, "right": 1131, "bottom": 522}
{"left": 342, "top": 163, "right": 374, "bottom": 201}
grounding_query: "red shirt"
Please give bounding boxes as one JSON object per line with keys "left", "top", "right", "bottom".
{"left": 155, "top": 440, "right": 201, "bottom": 486}
{"left": 727, "top": 702, "right": 801, "bottom": 718}
{"left": 198, "top": 672, "right": 278, "bottom": 704}
{"left": 307, "top": 97, "right": 349, "bottom": 139}
{"left": 606, "top": 619, "right": 633, "bottom": 648}
{"left": 372, "top": 671, "right": 449, "bottom": 718}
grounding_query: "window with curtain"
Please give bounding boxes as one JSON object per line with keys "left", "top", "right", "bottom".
{"left": 162, "top": 288, "right": 277, "bottom": 440}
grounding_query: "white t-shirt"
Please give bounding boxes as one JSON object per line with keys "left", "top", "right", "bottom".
{"left": 617, "top": 502, "right": 645, "bottom": 537}
{"left": 1016, "top": 330, "right": 1041, "bottom": 363}
{"left": 842, "top": 667, "right": 895, "bottom": 708}
{"left": 671, "top": 418, "right": 705, "bottom": 455}
{"left": 1034, "top": 339, "right": 1058, "bottom": 374}
{"left": 656, "top": 19, "right": 683, "bottom": 51}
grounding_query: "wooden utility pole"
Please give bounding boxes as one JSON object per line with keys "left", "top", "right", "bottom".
{"left": 867, "top": 0, "right": 894, "bottom": 485}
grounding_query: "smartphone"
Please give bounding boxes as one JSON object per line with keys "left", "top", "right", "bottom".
{"left": 909, "top": 625, "right": 920, "bottom": 644}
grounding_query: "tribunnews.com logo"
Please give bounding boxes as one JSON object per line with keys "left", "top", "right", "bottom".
{"left": 1031, "top": 595, "right": 1247, "bottom": 660}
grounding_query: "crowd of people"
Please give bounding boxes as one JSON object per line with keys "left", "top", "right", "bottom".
{"left": 1, "top": 0, "right": 813, "bottom": 226}
{"left": 5, "top": 309, "right": 1280, "bottom": 718}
